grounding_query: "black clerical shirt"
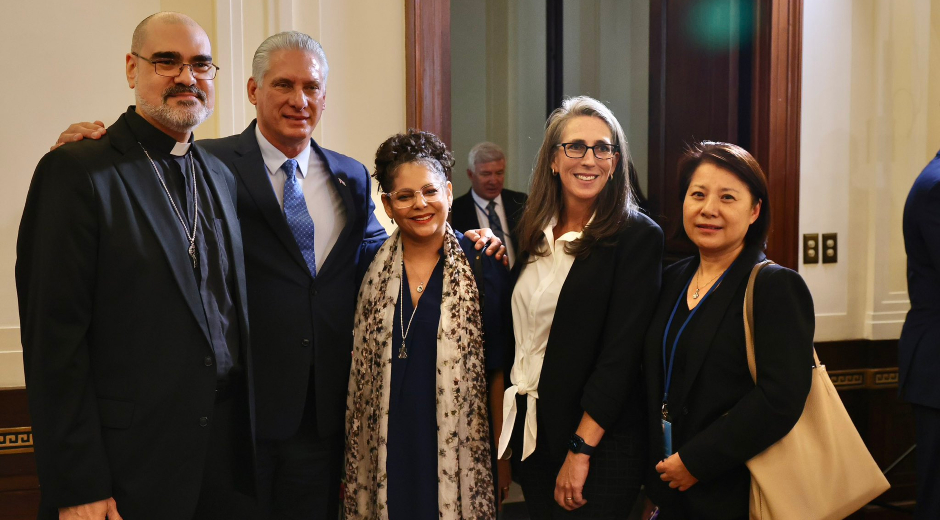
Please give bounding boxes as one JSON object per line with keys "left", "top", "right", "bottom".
{"left": 125, "top": 107, "right": 240, "bottom": 384}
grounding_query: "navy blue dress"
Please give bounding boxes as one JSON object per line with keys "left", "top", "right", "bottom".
{"left": 358, "top": 232, "right": 510, "bottom": 519}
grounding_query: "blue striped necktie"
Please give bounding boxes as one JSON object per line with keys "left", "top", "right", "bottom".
{"left": 282, "top": 159, "right": 317, "bottom": 278}
{"left": 487, "top": 200, "right": 506, "bottom": 244}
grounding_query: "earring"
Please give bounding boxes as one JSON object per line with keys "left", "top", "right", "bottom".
{"left": 551, "top": 169, "right": 558, "bottom": 176}
{"left": 391, "top": 218, "right": 395, "bottom": 225}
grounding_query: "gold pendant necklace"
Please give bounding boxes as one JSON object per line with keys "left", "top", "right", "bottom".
{"left": 398, "top": 256, "right": 436, "bottom": 359}
{"left": 693, "top": 264, "right": 723, "bottom": 299}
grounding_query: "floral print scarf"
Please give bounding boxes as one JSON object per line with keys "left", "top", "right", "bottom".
{"left": 344, "top": 226, "right": 495, "bottom": 519}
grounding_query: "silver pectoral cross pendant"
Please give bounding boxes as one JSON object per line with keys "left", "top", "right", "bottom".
{"left": 189, "top": 243, "right": 198, "bottom": 269}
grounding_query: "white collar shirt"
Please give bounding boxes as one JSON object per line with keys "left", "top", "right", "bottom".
{"left": 470, "top": 190, "right": 516, "bottom": 267}
{"left": 255, "top": 125, "right": 347, "bottom": 272}
{"left": 498, "top": 215, "right": 584, "bottom": 461}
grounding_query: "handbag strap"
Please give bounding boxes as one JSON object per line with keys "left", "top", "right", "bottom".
{"left": 743, "top": 260, "right": 774, "bottom": 383}
{"left": 743, "top": 260, "right": 823, "bottom": 384}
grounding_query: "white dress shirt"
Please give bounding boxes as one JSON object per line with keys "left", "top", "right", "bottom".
{"left": 497, "top": 216, "right": 583, "bottom": 461}
{"left": 470, "top": 190, "right": 516, "bottom": 267}
{"left": 255, "top": 125, "right": 347, "bottom": 272}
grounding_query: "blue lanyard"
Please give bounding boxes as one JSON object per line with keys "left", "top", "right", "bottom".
{"left": 661, "top": 265, "right": 731, "bottom": 418}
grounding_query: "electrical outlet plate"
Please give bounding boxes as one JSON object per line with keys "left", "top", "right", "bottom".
{"left": 803, "top": 234, "right": 820, "bottom": 264}
{"left": 822, "top": 233, "right": 838, "bottom": 263}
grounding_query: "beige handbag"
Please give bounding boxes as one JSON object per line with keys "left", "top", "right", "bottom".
{"left": 743, "top": 261, "right": 890, "bottom": 520}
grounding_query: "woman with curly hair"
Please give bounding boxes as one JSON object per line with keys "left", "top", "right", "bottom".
{"left": 344, "top": 129, "right": 511, "bottom": 519}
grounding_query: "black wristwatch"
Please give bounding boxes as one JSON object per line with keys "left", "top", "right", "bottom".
{"left": 567, "top": 433, "right": 595, "bottom": 456}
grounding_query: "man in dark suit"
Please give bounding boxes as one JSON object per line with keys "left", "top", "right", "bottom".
{"left": 900, "top": 150, "right": 940, "bottom": 520}
{"left": 451, "top": 141, "right": 527, "bottom": 266}
{"left": 17, "top": 13, "right": 255, "bottom": 520}
{"left": 197, "top": 32, "right": 388, "bottom": 519}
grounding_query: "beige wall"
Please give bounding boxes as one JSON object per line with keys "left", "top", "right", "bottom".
{"left": 800, "top": 0, "right": 940, "bottom": 341}
{"left": 0, "top": 0, "right": 403, "bottom": 388}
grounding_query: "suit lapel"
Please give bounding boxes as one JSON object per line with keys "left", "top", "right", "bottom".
{"left": 231, "top": 123, "right": 310, "bottom": 275}
{"left": 669, "top": 247, "right": 766, "bottom": 411}
{"left": 312, "top": 140, "right": 356, "bottom": 276}
{"left": 108, "top": 118, "right": 212, "bottom": 344}
{"left": 197, "top": 147, "right": 250, "bottom": 335}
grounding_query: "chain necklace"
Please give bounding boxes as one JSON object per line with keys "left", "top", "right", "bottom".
{"left": 692, "top": 263, "right": 723, "bottom": 299}
{"left": 397, "top": 255, "right": 436, "bottom": 359}
{"left": 140, "top": 143, "right": 199, "bottom": 268}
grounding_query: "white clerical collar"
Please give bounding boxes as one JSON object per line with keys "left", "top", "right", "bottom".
{"left": 471, "top": 189, "right": 503, "bottom": 209}
{"left": 255, "top": 124, "right": 312, "bottom": 178}
{"left": 170, "top": 141, "right": 192, "bottom": 156}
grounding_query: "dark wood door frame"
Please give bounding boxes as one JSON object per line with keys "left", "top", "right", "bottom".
{"left": 750, "top": 0, "right": 803, "bottom": 269}
{"left": 406, "top": 0, "right": 802, "bottom": 266}
{"left": 405, "top": 0, "right": 452, "bottom": 148}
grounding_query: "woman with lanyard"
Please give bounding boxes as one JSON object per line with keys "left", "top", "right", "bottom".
{"left": 497, "top": 96, "right": 663, "bottom": 518}
{"left": 643, "top": 141, "right": 815, "bottom": 519}
{"left": 344, "top": 129, "right": 512, "bottom": 519}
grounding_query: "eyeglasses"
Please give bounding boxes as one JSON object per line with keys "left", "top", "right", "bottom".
{"left": 132, "top": 52, "right": 220, "bottom": 80}
{"left": 556, "top": 142, "right": 619, "bottom": 160}
{"left": 385, "top": 183, "right": 445, "bottom": 209}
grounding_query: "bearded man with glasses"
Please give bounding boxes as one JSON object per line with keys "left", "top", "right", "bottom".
{"left": 17, "top": 12, "right": 257, "bottom": 520}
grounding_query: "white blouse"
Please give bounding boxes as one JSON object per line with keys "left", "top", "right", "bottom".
{"left": 497, "top": 217, "right": 583, "bottom": 461}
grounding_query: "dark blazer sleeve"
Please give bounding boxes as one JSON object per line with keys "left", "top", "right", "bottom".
{"left": 459, "top": 234, "right": 511, "bottom": 372}
{"left": 580, "top": 218, "right": 664, "bottom": 428}
{"left": 919, "top": 181, "right": 940, "bottom": 270}
{"left": 361, "top": 167, "right": 388, "bottom": 244}
{"left": 680, "top": 266, "right": 814, "bottom": 482}
{"left": 16, "top": 148, "right": 113, "bottom": 507}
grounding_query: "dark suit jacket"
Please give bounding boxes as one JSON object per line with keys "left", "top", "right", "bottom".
{"left": 508, "top": 212, "right": 663, "bottom": 467}
{"left": 200, "top": 121, "right": 387, "bottom": 440}
{"left": 451, "top": 188, "right": 527, "bottom": 252}
{"left": 16, "top": 114, "right": 254, "bottom": 519}
{"left": 900, "top": 150, "right": 940, "bottom": 409}
{"left": 643, "top": 247, "right": 814, "bottom": 519}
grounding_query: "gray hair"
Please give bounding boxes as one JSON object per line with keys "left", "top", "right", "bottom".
{"left": 467, "top": 141, "right": 505, "bottom": 169}
{"left": 252, "top": 31, "right": 329, "bottom": 86}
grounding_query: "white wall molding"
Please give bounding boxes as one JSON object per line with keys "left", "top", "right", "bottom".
{"left": 0, "top": 327, "right": 24, "bottom": 388}
{"left": 215, "top": 0, "right": 246, "bottom": 136}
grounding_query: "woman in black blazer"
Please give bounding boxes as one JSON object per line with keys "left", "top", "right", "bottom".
{"left": 496, "top": 96, "right": 663, "bottom": 519}
{"left": 644, "top": 141, "right": 815, "bottom": 519}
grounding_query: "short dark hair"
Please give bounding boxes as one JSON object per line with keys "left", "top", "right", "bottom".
{"left": 373, "top": 129, "right": 454, "bottom": 193}
{"left": 676, "top": 141, "right": 770, "bottom": 249}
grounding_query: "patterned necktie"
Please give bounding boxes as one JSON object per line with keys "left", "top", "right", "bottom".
{"left": 486, "top": 200, "right": 506, "bottom": 244}
{"left": 282, "top": 159, "right": 317, "bottom": 278}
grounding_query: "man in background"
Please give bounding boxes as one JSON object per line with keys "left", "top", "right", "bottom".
{"left": 451, "top": 141, "right": 527, "bottom": 267}
{"left": 900, "top": 149, "right": 940, "bottom": 520}
{"left": 19, "top": 12, "right": 254, "bottom": 520}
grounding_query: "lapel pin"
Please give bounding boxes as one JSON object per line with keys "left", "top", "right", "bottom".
{"left": 338, "top": 178, "right": 347, "bottom": 187}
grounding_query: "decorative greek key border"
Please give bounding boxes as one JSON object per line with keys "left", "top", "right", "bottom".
{"left": 0, "top": 427, "right": 33, "bottom": 455}
{"left": 828, "top": 368, "right": 899, "bottom": 390}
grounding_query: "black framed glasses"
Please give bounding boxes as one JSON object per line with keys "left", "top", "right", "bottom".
{"left": 556, "top": 142, "right": 619, "bottom": 159}
{"left": 385, "top": 183, "right": 445, "bottom": 209}
{"left": 132, "top": 52, "right": 220, "bottom": 80}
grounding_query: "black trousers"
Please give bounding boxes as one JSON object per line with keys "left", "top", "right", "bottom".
{"left": 255, "top": 395, "right": 343, "bottom": 520}
{"left": 515, "top": 431, "right": 644, "bottom": 520}
{"left": 913, "top": 403, "right": 940, "bottom": 520}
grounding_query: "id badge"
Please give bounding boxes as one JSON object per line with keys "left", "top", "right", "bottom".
{"left": 662, "top": 418, "right": 674, "bottom": 458}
